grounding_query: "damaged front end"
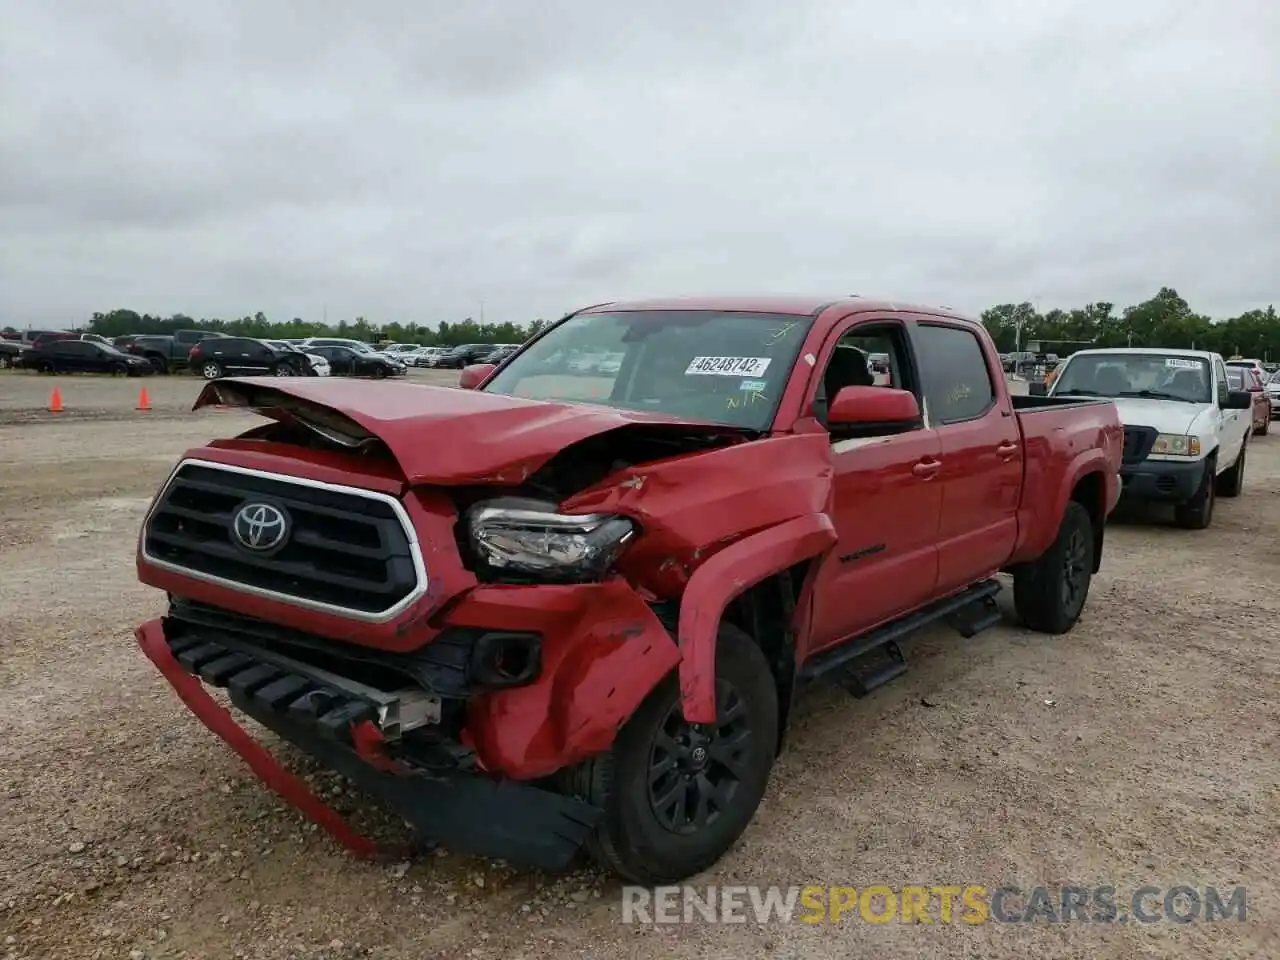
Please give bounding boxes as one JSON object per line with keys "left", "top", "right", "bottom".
{"left": 136, "top": 377, "right": 835, "bottom": 867}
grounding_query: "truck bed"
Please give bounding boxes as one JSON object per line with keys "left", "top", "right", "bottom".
{"left": 1011, "top": 394, "right": 1116, "bottom": 413}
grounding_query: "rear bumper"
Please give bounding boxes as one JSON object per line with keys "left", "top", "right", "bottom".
{"left": 1119, "top": 457, "right": 1207, "bottom": 502}
{"left": 135, "top": 616, "right": 602, "bottom": 870}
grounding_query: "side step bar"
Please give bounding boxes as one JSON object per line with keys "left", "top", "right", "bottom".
{"left": 798, "top": 579, "right": 1003, "bottom": 697}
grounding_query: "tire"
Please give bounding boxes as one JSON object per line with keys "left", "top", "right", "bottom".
{"left": 563, "top": 623, "right": 778, "bottom": 884}
{"left": 1257, "top": 417, "right": 1269, "bottom": 437}
{"left": 200, "top": 361, "right": 224, "bottom": 380}
{"left": 1174, "top": 459, "right": 1216, "bottom": 529}
{"left": 110, "top": 362, "right": 127, "bottom": 376}
{"left": 371, "top": 366, "right": 387, "bottom": 380}
{"left": 38, "top": 360, "right": 55, "bottom": 374}
{"left": 273, "top": 363, "right": 293, "bottom": 377}
{"left": 148, "top": 356, "right": 168, "bottom": 375}
{"left": 0, "top": 355, "right": 11, "bottom": 370}
{"left": 1216, "top": 444, "right": 1245, "bottom": 498}
{"left": 1013, "top": 500, "right": 1095, "bottom": 635}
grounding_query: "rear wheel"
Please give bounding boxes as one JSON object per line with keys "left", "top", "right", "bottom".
{"left": 1014, "top": 500, "right": 1094, "bottom": 634}
{"left": 564, "top": 623, "right": 778, "bottom": 884}
{"left": 1174, "top": 459, "right": 1216, "bottom": 529}
{"left": 200, "top": 361, "right": 224, "bottom": 380}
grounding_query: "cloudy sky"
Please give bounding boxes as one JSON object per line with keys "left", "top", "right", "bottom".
{"left": 1, "top": 1, "right": 1275, "bottom": 329}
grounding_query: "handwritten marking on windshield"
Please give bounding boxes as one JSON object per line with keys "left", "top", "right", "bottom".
{"left": 763, "top": 322, "right": 798, "bottom": 346}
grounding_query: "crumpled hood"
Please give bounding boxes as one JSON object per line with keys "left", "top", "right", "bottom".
{"left": 193, "top": 376, "right": 751, "bottom": 485}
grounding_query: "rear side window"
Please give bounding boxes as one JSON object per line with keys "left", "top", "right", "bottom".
{"left": 913, "top": 323, "right": 996, "bottom": 425}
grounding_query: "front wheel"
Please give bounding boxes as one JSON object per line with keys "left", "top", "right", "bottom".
{"left": 110, "top": 362, "right": 128, "bottom": 376}
{"left": 1174, "top": 460, "right": 1216, "bottom": 529}
{"left": 273, "top": 363, "right": 293, "bottom": 376}
{"left": 371, "top": 366, "right": 387, "bottom": 380}
{"left": 564, "top": 623, "right": 778, "bottom": 884}
{"left": 1014, "top": 500, "right": 1095, "bottom": 634}
{"left": 1216, "top": 444, "right": 1245, "bottom": 498}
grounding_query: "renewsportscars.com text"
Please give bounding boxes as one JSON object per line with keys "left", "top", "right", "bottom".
{"left": 621, "top": 884, "right": 1248, "bottom": 925}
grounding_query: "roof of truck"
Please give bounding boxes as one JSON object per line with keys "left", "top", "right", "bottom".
{"left": 580, "top": 295, "right": 975, "bottom": 321}
{"left": 1068, "top": 347, "right": 1217, "bottom": 360}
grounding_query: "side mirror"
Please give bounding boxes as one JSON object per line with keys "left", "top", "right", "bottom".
{"left": 1028, "top": 381, "right": 1048, "bottom": 396}
{"left": 827, "top": 385, "right": 921, "bottom": 434}
{"left": 1224, "top": 390, "right": 1253, "bottom": 410}
{"left": 458, "top": 363, "right": 496, "bottom": 390}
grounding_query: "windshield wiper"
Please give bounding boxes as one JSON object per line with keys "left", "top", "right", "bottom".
{"left": 1117, "top": 389, "right": 1198, "bottom": 403}
{"left": 1058, "top": 388, "right": 1100, "bottom": 396}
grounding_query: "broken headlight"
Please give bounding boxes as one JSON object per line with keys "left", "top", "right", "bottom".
{"left": 466, "top": 498, "right": 635, "bottom": 581}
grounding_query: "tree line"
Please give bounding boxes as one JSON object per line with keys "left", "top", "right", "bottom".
{"left": 4, "top": 287, "right": 1276, "bottom": 359}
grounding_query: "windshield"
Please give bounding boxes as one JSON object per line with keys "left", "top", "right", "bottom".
{"left": 1053, "top": 353, "right": 1212, "bottom": 403}
{"left": 98, "top": 343, "right": 128, "bottom": 358}
{"left": 482, "top": 310, "right": 814, "bottom": 429}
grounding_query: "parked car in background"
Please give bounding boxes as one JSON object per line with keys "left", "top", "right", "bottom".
{"left": 189, "top": 337, "right": 314, "bottom": 379}
{"left": 18, "top": 338, "right": 154, "bottom": 376}
{"left": 304, "top": 344, "right": 407, "bottom": 378}
{"left": 1266, "top": 369, "right": 1280, "bottom": 418}
{"left": 123, "top": 331, "right": 226, "bottom": 373}
{"left": 0, "top": 339, "right": 30, "bottom": 369}
{"left": 377, "top": 344, "right": 422, "bottom": 360}
{"left": 437, "top": 343, "right": 497, "bottom": 369}
{"left": 1035, "top": 347, "right": 1252, "bottom": 528}
{"left": 479, "top": 344, "right": 518, "bottom": 365}
{"left": 1226, "top": 367, "right": 1270, "bottom": 436}
{"left": 1226, "top": 358, "right": 1267, "bottom": 385}
{"left": 404, "top": 346, "right": 448, "bottom": 367}
{"left": 263, "top": 340, "right": 331, "bottom": 377}
{"left": 299, "top": 337, "right": 377, "bottom": 353}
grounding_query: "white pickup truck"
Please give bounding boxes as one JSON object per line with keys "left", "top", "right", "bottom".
{"left": 1032, "top": 347, "right": 1253, "bottom": 529}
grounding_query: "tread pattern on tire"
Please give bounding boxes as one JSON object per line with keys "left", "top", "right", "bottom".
{"left": 1013, "top": 500, "right": 1094, "bottom": 635}
{"left": 564, "top": 618, "right": 778, "bottom": 884}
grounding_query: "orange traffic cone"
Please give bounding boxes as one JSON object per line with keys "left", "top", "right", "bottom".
{"left": 136, "top": 386, "right": 151, "bottom": 411}
{"left": 48, "top": 387, "right": 63, "bottom": 413}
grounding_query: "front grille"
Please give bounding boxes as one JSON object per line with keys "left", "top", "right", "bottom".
{"left": 143, "top": 460, "right": 424, "bottom": 618}
{"left": 1121, "top": 426, "right": 1158, "bottom": 465}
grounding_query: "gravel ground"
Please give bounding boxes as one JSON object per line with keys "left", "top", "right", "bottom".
{"left": 1, "top": 369, "right": 1277, "bottom": 960}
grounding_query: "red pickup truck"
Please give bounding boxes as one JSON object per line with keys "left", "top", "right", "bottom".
{"left": 134, "top": 296, "right": 1123, "bottom": 884}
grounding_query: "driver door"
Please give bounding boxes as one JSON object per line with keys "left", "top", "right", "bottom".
{"left": 806, "top": 315, "right": 942, "bottom": 652}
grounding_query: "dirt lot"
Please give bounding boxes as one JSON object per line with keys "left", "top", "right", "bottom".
{"left": 1, "top": 369, "right": 1277, "bottom": 960}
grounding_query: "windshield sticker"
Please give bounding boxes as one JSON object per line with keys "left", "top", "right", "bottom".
{"left": 685, "top": 356, "right": 772, "bottom": 377}
{"left": 739, "top": 378, "right": 768, "bottom": 392}
{"left": 1165, "top": 358, "right": 1200, "bottom": 369}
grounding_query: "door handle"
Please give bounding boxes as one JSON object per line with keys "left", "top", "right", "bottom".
{"left": 912, "top": 458, "right": 941, "bottom": 479}
{"left": 997, "top": 440, "right": 1019, "bottom": 459}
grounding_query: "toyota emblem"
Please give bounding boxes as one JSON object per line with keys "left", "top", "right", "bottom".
{"left": 232, "top": 502, "right": 289, "bottom": 551}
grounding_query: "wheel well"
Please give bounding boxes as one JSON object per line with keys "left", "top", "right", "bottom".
{"left": 1070, "top": 472, "right": 1107, "bottom": 572}
{"left": 718, "top": 560, "right": 813, "bottom": 756}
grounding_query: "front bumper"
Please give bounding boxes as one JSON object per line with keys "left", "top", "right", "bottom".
{"left": 1119, "top": 457, "right": 1208, "bottom": 502}
{"left": 135, "top": 616, "right": 602, "bottom": 869}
